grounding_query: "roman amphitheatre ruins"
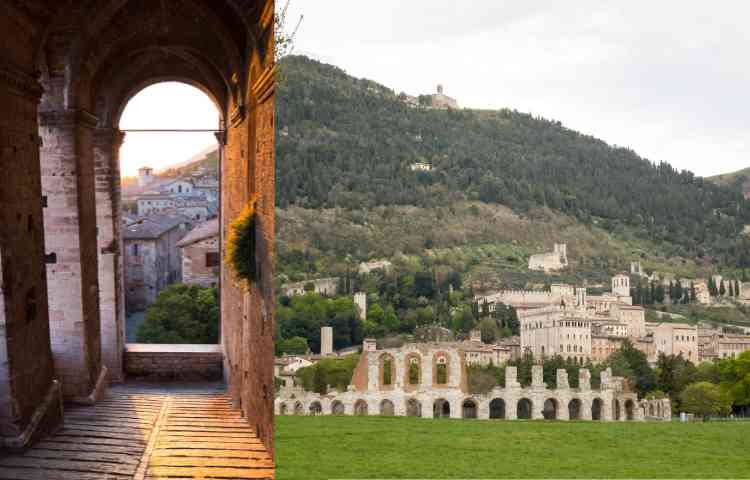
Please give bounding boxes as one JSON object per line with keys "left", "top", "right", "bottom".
{"left": 276, "top": 337, "right": 670, "bottom": 422}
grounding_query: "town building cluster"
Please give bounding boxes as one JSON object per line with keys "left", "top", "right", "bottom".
{"left": 476, "top": 273, "right": 750, "bottom": 365}
{"left": 121, "top": 166, "right": 221, "bottom": 314}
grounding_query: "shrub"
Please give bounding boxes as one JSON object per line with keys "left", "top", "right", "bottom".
{"left": 226, "top": 195, "right": 258, "bottom": 283}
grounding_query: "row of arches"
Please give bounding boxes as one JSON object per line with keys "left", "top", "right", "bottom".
{"left": 279, "top": 397, "right": 637, "bottom": 420}
{"left": 379, "top": 352, "right": 450, "bottom": 388}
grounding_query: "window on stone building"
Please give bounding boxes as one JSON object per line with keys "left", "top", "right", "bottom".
{"left": 382, "top": 356, "right": 393, "bottom": 386}
{"left": 206, "top": 252, "right": 220, "bottom": 267}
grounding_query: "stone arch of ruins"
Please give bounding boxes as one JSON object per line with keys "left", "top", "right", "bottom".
{"left": 1, "top": 0, "right": 276, "bottom": 453}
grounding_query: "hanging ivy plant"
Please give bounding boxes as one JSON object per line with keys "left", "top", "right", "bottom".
{"left": 226, "top": 195, "right": 258, "bottom": 283}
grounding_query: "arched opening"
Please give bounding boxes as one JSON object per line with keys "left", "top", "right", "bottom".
{"left": 543, "top": 398, "right": 558, "bottom": 420}
{"left": 119, "top": 82, "right": 222, "bottom": 346}
{"left": 354, "top": 400, "right": 368, "bottom": 416}
{"left": 406, "top": 398, "right": 422, "bottom": 417}
{"left": 433, "top": 399, "right": 451, "bottom": 418}
{"left": 309, "top": 402, "right": 322, "bottom": 416}
{"left": 280, "top": 403, "right": 288, "bottom": 415}
{"left": 592, "top": 398, "right": 603, "bottom": 420}
{"left": 380, "top": 354, "right": 395, "bottom": 389}
{"left": 294, "top": 402, "right": 304, "bottom": 416}
{"left": 489, "top": 398, "right": 506, "bottom": 419}
{"left": 568, "top": 399, "right": 582, "bottom": 420}
{"left": 517, "top": 398, "right": 533, "bottom": 420}
{"left": 435, "top": 355, "right": 448, "bottom": 385}
{"left": 407, "top": 355, "right": 421, "bottom": 385}
{"left": 625, "top": 399, "right": 635, "bottom": 420}
{"left": 462, "top": 399, "right": 478, "bottom": 419}
{"left": 613, "top": 400, "right": 621, "bottom": 421}
{"left": 331, "top": 401, "right": 345, "bottom": 416}
{"left": 649, "top": 403, "right": 655, "bottom": 417}
{"left": 380, "top": 399, "right": 395, "bottom": 416}
{"left": 657, "top": 402, "right": 663, "bottom": 417}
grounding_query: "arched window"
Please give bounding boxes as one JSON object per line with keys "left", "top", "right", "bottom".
{"left": 380, "top": 354, "right": 395, "bottom": 388}
{"left": 462, "top": 399, "right": 478, "bottom": 419}
{"left": 406, "top": 398, "right": 422, "bottom": 417}
{"left": 517, "top": 398, "right": 532, "bottom": 419}
{"left": 408, "top": 355, "right": 421, "bottom": 385}
{"left": 435, "top": 355, "right": 448, "bottom": 385}
{"left": 543, "top": 398, "right": 558, "bottom": 420}
{"left": 380, "top": 399, "right": 395, "bottom": 416}
{"left": 489, "top": 398, "right": 506, "bottom": 419}
{"left": 592, "top": 398, "right": 603, "bottom": 420}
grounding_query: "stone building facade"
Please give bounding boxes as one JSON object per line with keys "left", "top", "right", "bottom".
{"left": 277, "top": 341, "right": 669, "bottom": 421}
{"left": 177, "top": 218, "right": 220, "bottom": 288}
{"left": 0, "top": 0, "right": 276, "bottom": 453}
{"left": 123, "top": 215, "right": 188, "bottom": 313}
{"left": 653, "top": 323, "right": 699, "bottom": 362}
{"left": 281, "top": 277, "right": 339, "bottom": 297}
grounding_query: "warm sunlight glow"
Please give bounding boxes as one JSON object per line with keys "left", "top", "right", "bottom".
{"left": 119, "top": 82, "right": 220, "bottom": 177}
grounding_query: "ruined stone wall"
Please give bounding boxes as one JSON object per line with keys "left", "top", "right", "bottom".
{"left": 277, "top": 366, "right": 643, "bottom": 422}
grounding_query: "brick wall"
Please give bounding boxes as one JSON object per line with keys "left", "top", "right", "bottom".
{"left": 124, "top": 344, "right": 223, "bottom": 381}
{"left": 182, "top": 237, "right": 220, "bottom": 287}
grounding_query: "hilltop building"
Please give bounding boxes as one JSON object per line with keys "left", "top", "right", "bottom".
{"left": 281, "top": 278, "right": 340, "bottom": 297}
{"left": 528, "top": 243, "right": 568, "bottom": 273}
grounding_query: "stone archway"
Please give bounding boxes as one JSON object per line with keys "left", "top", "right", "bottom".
{"left": 462, "top": 399, "right": 478, "bottom": 419}
{"left": 625, "top": 399, "right": 635, "bottom": 420}
{"left": 406, "top": 398, "right": 422, "bottom": 417}
{"left": 309, "top": 401, "right": 322, "bottom": 416}
{"left": 280, "top": 403, "right": 288, "bottom": 416}
{"left": 592, "top": 398, "right": 603, "bottom": 420}
{"left": 613, "top": 400, "right": 621, "bottom": 420}
{"left": 0, "top": 0, "right": 277, "bottom": 453}
{"left": 380, "top": 399, "right": 395, "bottom": 416}
{"left": 568, "top": 399, "right": 582, "bottom": 420}
{"left": 331, "top": 401, "right": 345, "bottom": 416}
{"left": 354, "top": 400, "right": 368, "bottom": 416}
{"left": 649, "top": 403, "right": 655, "bottom": 417}
{"left": 489, "top": 398, "right": 506, "bottom": 419}
{"left": 434, "top": 399, "right": 451, "bottom": 418}
{"left": 517, "top": 398, "right": 533, "bottom": 419}
{"left": 294, "top": 402, "right": 304, "bottom": 416}
{"left": 543, "top": 398, "right": 558, "bottom": 420}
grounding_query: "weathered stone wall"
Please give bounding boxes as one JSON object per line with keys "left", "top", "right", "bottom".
{"left": 94, "top": 129, "right": 126, "bottom": 383}
{"left": 40, "top": 108, "right": 106, "bottom": 402}
{"left": 0, "top": 14, "right": 63, "bottom": 446}
{"left": 221, "top": 9, "right": 276, "bottom": 452}
{"left": 124, "top": 344, "right": 223, "bottom": 381}
{"left": 277, "top": 365, "right": 643, "bottom": 422}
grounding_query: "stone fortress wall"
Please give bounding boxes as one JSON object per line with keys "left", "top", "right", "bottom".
{"left": 276, "top": 342, "right": 670, "bottom": 422}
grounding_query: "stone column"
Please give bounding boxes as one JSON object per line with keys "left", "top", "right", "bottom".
{"left": 531, "top": 365, "right": 546, "bottom": 419}
{"left": 0, "top": 64, "right": 63, "bottom": 448}
{"left": 94, "top": 128, "right": 125, "bottom": 383}
{"left": 39, "top": 108, "right": 107, "bottom": 403}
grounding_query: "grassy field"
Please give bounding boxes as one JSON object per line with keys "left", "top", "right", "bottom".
{"left": 276, "top": 416, "right": 750, "bottom": 479}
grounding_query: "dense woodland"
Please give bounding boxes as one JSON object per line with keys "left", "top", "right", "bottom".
{"left": 275, "top": 55, "right": 750, "bottom": 268}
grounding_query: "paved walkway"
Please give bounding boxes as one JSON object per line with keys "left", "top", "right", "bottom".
{"left": 0, "top": 384, "right": 274, "bottom": 479}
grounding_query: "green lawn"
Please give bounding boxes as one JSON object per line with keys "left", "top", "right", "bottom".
{"left": 276, "top": 416, "right": 750, "bottom": 479}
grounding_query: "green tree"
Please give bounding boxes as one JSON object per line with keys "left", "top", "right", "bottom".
{"left": 607, "top": 340, "right": 655, "bottom": 396}
{"left": 276, "top": 336, "right": 309, "bottom": 355}
{"left": 719, "top": 350, "right": 750, "bottom": 415}
{"left": 136, "top": 284, "right": 219, "bottom": 344}
{"left": 680, "top": 382, "right": 732, "bottom": 419}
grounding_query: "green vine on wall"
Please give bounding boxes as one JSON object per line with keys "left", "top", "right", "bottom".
{"left": 226, "top": 195, "right": 258, "bottom": 283}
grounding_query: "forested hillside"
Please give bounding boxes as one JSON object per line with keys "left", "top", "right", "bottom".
{"left": 275, "top": 55, "right": 750, "bottom": 268}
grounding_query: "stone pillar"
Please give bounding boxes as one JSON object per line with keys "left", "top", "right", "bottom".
{"left": 556, "top": 369, "right": 569, "bottom": 389}
{"left": 579, "top": 368, "right": 591, "bottom": 391}
{"left": 505, "top": 366, "right": 520, "bottom": 388}
{"left": 0, "top": 64, "right": 63, "bottom": 448}
{"left": 40, "top": 108, "right": 107, "bottom": 403}
{"left": 531, "top": 365, "right": 545, "bottom": 388}
{"left": 93, "top": 128, "right": 125, "bottom": 383}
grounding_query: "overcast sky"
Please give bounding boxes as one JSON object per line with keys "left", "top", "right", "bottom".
{"left": 284, "top": 0, "right": 749, "bottom": 177}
